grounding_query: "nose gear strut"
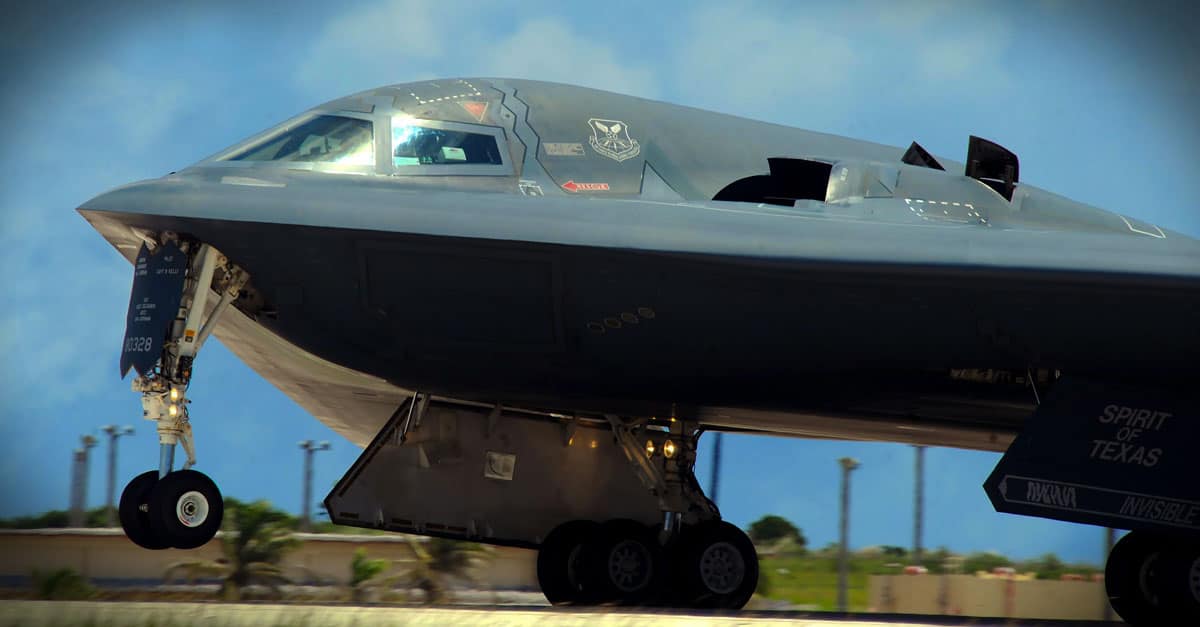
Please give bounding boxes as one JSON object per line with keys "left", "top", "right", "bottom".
{"left": 117, "top": 235, "right": 247, "bottom": 549}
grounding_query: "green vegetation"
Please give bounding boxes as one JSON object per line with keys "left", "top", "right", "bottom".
{"left": 342, "top": 536, "right": 493, "bottom": 604}
{"left": 349, "top": 547, "right": 391, "bottom": 602}
{"left": 750, "top": 514, "right": 1102, "bottom": 611}
{"left": 748, "top": 514, "right": 806, "bottom": 548}
{"left": 4, "top": 505, "right": 1101, "bottom": 612}
{"left": 31, "top": 568, "right": 95, "bottom": 600}
{"left": 164, "top": 498, "right": 300, "bottom": 600}
{"left": 0, "top": 507, "right": 110, "bottom": 529}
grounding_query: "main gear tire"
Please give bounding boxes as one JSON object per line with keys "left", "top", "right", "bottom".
{"left": 537, "top": 520, "right": 602, "bottom": 605}
{"left": 587, "top": 519, "right": 667, "bottom": 605}
{"left": 1106, "top": 530, "right": 1171, "bottom": 626}
{"left": 675, "top": 520, "right": 759, "bottom": 609}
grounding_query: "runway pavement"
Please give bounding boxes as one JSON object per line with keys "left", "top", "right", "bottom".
{"left": 0, "top": 601, "right": 1124, "bottom": 627}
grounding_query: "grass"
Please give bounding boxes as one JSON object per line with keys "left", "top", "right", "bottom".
{"left": 757, "top": 553, "right": 882, "bottom": 611}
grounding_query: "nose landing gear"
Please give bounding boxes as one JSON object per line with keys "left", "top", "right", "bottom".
{"left": 115, "top": 237, "right": 247, "bottom": 550}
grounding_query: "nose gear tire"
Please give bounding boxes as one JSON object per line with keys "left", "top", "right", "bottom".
{"left": 147, "top": 469, "right": 224, "bottom": 550}
{"left": 118, "top": 471, "right": 170, "bottom": 550}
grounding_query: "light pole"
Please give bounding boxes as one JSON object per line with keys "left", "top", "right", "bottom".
{"left": 69, "top": 435, "right": 99, "bottom": 527}
{"left": 101, "top": 424, "right": 135, "bottom": 527}
{"left": 838, "top": 456, "right": 861, "bottom": 613}
{"left": 299, "top": 440, "right": 330, "bottom": 531}
{"left": 913, "top": 445, "right": 925, "bottom": 565}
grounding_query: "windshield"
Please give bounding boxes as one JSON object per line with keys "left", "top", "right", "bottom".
{"left": 224, "top": 115, "right": 374, "bottom": 166}
{"left": 392, "top": 123, "right": 503, "bottom": 166}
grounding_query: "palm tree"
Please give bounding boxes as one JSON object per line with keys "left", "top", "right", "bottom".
{"left": 400, "top": 537, "right": 492, "bottom": 603}
{"left": 352, "top": 537, "right": 492, "bottom": 604}
{"left": 349, "top": 547, "right": 390, "bottom": 603}
{"left": 164, "top": 498, "right": 300, "bottom": 600}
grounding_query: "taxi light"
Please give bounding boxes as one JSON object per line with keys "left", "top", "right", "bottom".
{"left": 663, "top": 440, "right": 677, "bottom": 459}
{"left": 168, "top": 404, "right": 179, "bottom": 418}
{"left": 645, "top": 440, "right": 656, "bottom": 457}
{"left": 170, "top": 388, "right": 180, "bottom": 402}
{"left": 589, "top": 440, "right": 598, "bottom": 449}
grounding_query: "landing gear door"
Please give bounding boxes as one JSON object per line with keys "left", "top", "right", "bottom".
{"left": 120, "top": 242, "right": 188, "bottom": 378}
{"left": 984, "top": 378, "right": 1200, "bottom": 538}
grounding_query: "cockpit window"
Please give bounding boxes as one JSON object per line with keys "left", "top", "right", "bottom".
{"left": 225, "top": 115, "right": 374, "bottom": 166}
{"left": 392, "top": 123, "right": 502, "bottom": 167}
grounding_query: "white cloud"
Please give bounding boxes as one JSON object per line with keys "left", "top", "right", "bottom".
{"left": 294, "top": 2, "right": 658, "bottom": 101}
{"left": 0, "top": 214, "right": 130, "bottom": 411}
{"left": 77, "top": 63, "right": 188, "bottom": 150}
{"left": 915, "top": 22, "right": 1013, "bottom": 82}
{"left": 668, "top": 5, "right": 861, "bottom": 123}
{"left": 0, "top": 60, "right": 190, "bottom": 412}
{"left": 293, "top": 0, "right": 475, "bottom": 99}
{"left": 478, "top": 18, "right": 658, "bottom": 98}
{"left": 666, "top": 2, "right": 1015, "bottom": 128}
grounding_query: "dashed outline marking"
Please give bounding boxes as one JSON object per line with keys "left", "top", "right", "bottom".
{"left": 904, "top": 198, "right": 987, "bottom": 224}
{"left": 408, "top": 80, "right": 483, "bottom": 105}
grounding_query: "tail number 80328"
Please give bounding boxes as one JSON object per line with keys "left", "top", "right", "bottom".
{"left": 124, "top": 336, "right": 155, "bottom": 353}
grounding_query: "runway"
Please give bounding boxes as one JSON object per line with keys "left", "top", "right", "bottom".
{"left": 0, "top": 601, "right": 1123, "bottom": 627}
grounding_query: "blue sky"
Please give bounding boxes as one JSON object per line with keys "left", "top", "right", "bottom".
{"left": 1, "top": 1, "right": 1196, "bottom": 564}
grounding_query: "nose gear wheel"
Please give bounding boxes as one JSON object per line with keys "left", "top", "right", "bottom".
{"left": 148, "top": 469, "right": 223, "bottom": 549}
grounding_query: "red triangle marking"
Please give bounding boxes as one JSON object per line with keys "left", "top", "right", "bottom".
{"left": 460, "top": 101, "right": 489, "bottom": 122}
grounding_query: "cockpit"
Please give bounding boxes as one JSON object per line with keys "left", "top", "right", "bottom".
{"left": 211, "top": 112, "right": 512, "bottom": 177}
{"left": 225, "top": 115, "right": 375, "bottom": 166}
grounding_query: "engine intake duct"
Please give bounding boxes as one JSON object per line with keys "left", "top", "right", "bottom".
{"left": 713, "top": 157, "right": 833, "bottom": 207}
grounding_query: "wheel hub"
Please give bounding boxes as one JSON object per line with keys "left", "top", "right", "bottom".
{"left": 608, "top": 539, "right": 652, "bottom": 592}
{"left": 699, "top": 540, "right": 745, "bottom": 594}
{"left": 1137, "top": 550, "right": 1162, "bottom": 606}
{"left": 565, "top": 544, "right": 586, "bottom": 592}
{"left": 175, "top": 490, "right": 210, "bottom": 528}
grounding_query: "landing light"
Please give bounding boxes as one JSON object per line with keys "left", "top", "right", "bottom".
{"left": 645, "top": 440, "right": 656, "bottom": 457}
{"left": 589, "top": 440, "right": 598, "bottom": 449}
{"left": 170, "top": 387, "right": 181, "bottom": 402}
{"left": 168, "top": 404, "right": 179, "bottom": 418}
{"left": 663, "top": 440, "right": 677, "bottom": 459}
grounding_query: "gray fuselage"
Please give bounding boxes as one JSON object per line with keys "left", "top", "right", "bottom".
{"left": 78, "top": 78, "right": 1200, "bottom": 450}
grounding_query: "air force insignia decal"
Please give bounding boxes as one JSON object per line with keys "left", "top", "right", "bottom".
{"left": 587, "top": 118, "right": 641, "bottom": 162}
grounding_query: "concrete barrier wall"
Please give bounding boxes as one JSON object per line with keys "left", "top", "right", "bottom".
{"left": 869, "top": 575, "right": 1113, "bottom": 621}
{"left": 0, "top": 529, "right": 537, "bottom": 589}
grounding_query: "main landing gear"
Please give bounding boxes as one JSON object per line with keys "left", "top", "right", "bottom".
{"left": 1105, "top": 530, "right": 1200, "bottom": 626}
{"left": 117, "top": 238, "right": 247, "bottom": 550}
{"left": 536, "top": 416, "right": 759, "bottom": 608}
